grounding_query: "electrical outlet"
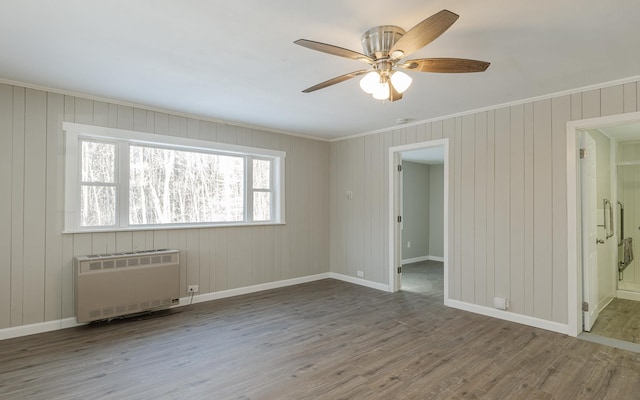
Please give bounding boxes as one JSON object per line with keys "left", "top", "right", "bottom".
{"left": 357, "top": 270, "right": 364, "bottom": 278}
{"left": 187, "top": 285, "right": 199, "bottom": 293}
{"left": 407, "top": 241, "right": 411, "bottom": 248}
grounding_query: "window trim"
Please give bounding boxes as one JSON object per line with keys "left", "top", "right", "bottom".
{"left": 249, "top": 156, "right": 275, "bottom": 222}
{"left": 63, "top": 122, "right": 286, "bottom": 233}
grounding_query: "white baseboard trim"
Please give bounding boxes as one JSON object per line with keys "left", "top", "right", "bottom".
{"left": 0, "top": 272, "right": 389, "bottom": 341}
{"left": 328, "top": 272, "right": 390, "bottom": 292}
{"left": 402, "top": 255, "right": 444, "bottom": 264}
{"left": 180, "top": 273, "right": 331, "bottom": 305}
{"left": 0, "top": 276, "right": 571, "bottom": 341}
{"left": 617, "top": 290, "right": 640, "bottom": 301}
{"left": 445, "top": 299, "right": 570, "bottom": 336}
{"left": 402, "top": 256, "right": 429, "bottom": 265}
{"left": 597, "top": 296, "right": 615, "bottom": 314}
{"left": 0, "top": 273, "right": 333, "bottom": 342}
{"left": 0, "top": 318, "right": 84, "bottom": 341}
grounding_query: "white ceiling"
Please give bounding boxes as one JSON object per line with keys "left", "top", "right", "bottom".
{"left": 1, "top": 1, "right": 639, "bottom": 140}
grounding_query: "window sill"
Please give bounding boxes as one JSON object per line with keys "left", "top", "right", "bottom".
{"left": 62, "top": 221, "right": 286, "bottom": 234}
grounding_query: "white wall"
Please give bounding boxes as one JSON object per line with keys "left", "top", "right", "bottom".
{"left": 0, "top": 83, "right": 330, "bottom": 330}
{"left": 330, "top": 80, "right": 640, "bottom": 326}
{"left": 401, "top": 161, "right": 445, "bottom": 262}
{"left": 429, "top": 164, "right": 444, "bottom": 258}
{"left": 618, "top": 141, "right": 640, "bottom": 291}
{"left": 401, "top": 161, "right": 430, "bottom": 261}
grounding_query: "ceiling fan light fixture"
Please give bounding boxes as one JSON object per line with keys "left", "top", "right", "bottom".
{"left": 295, "top": 10, "right": 490, "bottom": 102}
{"left": 372, "top": 81, "right": 390, "bottom": 100}
{"left": 359, "top": 71, "right": 380, "bottom": 94}
{"left": 390, "top": 71, "right": 412, "bottom": 93}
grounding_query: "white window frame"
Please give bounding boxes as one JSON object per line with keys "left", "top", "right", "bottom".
{"left": 248, "top": 156, "right": 275, "bottom": 222}
{"left": 63, "top": 122, "right": 286, "bottom": 233}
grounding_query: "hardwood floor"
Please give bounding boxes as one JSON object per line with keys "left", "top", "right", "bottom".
{"left": 591, "top": 298, "right": 640, "bottom": 344}
{"left": 2, "top": 275, "right": 640, "bottom": 399}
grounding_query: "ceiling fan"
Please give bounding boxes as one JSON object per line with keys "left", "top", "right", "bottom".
{"left": 294, "top": 9, "right": 489, "bottom": 102}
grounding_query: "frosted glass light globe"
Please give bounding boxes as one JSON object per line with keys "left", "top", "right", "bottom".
{"left": 359, "top": 71, "right": 380, "bottom": 94}
{"left": 390, "top": 71, "right": 412, "bottom": 93}
{"left": 372, "top": 81, "right": 390, "bottom": 100}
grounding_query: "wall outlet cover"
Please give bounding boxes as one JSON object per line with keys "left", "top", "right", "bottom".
{"left": 493, "top": 297, "right": 509, "bottom": 310}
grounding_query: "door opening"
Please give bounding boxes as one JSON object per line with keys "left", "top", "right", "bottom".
{"left": 567, "top": 110, "right": 640, "bottom": 337}
{"left": 388, "top": 139, "right": 449, "bottom": 302}
{"left": 399, "top": 154, "right": 445, "bottom": 294}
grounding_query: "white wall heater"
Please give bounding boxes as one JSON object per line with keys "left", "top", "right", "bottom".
{"left": 75, "top": 249, "right": 180, "bottom": 323}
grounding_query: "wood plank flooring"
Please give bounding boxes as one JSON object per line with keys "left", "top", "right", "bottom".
{"left": 1, "top": 272, "right": 640, "bottom": 399}
{"left": 591, "top": 298, "right": 640, "bottom": 344}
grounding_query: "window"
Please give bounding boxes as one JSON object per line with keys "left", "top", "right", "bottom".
{"left": 80, "top": 140, "right": 117, "bottom": 227}
{"left": 252, "top": 158, "right": 272, "bottom": 221}
{"left": 64, "top": 122, "right": 285, "bottom": 232}
{"left": 128, "top": 145, "right": 245, "bottom": 225}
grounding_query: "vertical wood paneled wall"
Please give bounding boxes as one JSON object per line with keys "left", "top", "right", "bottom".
{"left": 330, "top": 81, "right": 640, "bottom": 325}
{"left": 0, "top": 83, "right": 330, "bottom": 330}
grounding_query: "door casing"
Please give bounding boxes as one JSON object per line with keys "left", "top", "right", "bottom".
{"left": 388, "top": 139, "right": 449, "bottom": 298}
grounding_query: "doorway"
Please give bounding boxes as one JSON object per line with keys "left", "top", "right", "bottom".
{"left": 388, "top": 139, "right": 449, "bottom": 300}
{"left": 568, "top": 111, "right": 640, "bottom": 342}
{"left": 399, "top": 154, "right": 445, "bottom": 295}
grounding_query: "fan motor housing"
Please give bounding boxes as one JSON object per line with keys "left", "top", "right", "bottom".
{"left": 361, "top": 25, "right": 405, "bottom": 59}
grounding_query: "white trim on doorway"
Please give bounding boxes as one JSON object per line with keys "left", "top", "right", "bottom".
{"left": 566, "top": 110, "right": 640, "bottom": 337}
{"left": 388, "top": 139, "right": 450, "bottom": 298}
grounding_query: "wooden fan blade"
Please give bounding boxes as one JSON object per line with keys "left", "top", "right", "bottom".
{"left": 399, "top": 58, "right": 490, "bottom": 73}
{"left": 302, "top": 70, "right": 369, "bottom": 93}
{"left": 390, "top": 10, "right": 459, "bottom": 59}
{"left": 294, "top": 39, "right": 374, "bottom": 64}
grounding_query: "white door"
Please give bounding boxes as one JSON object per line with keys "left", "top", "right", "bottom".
{"left": 581, "top": 132, "right": 599, "bottom": 331}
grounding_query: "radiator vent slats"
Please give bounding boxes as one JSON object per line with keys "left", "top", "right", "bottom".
{"left": 77, "top": 251, "right": 178, "bottom": 273}
{"left": 75, "top": 249, "right": 180, "bottom": 323}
